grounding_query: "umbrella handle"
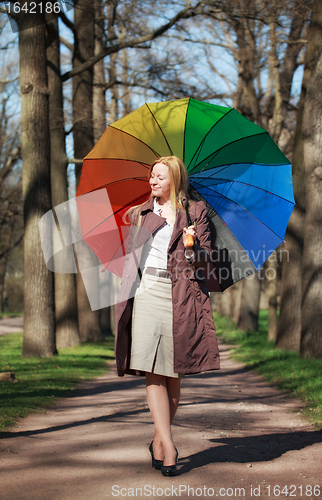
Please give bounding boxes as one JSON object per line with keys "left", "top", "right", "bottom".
{"left": 185, "top": 199, "right": 195, "bottom": 247}
{"left": 186, "top": 233, "right": 194, "bottom": 247}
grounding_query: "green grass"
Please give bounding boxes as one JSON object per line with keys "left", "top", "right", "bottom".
{"left": 0, "top": 312, "right": 23, "bottom": 318}
{"left": 214, "top": 311, "right": 322, "bottom": 430}
{"left": 0, "top": 332, "right": 114, "bottom": 433}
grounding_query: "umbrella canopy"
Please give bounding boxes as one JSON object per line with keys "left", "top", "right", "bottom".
{"left": 76, "top": 98, "right": 295, "bottom": 290}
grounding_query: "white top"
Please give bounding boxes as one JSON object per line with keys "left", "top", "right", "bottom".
{"left": 140, "top": 199, "right": 174, "bottom": 270}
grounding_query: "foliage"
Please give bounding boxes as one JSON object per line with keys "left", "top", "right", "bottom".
{"left": 0, "top": 332, "right": 114, "bottom": 432}
{"left": 214, "top": 311, "right": 322, "bottom": 430}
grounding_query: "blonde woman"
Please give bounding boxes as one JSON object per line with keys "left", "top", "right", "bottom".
{"left": 115, "top": 156, "right": 220, "bottom": 476}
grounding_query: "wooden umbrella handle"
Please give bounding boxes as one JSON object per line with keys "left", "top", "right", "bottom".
{"left": 186, "top": 233, "right": 194, "bottom": 247}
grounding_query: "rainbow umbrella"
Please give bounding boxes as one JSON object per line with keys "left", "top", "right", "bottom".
{"left": 76, "top": 98, "right": 294, "bottom": 291}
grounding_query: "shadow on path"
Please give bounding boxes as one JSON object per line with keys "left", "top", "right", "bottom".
{"left": 176, "top": 430, "right": 322, "bottom": 475}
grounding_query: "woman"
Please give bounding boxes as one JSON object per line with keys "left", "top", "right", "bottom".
{"left": 115, "top": 156, "right": 220, "bottom": 476}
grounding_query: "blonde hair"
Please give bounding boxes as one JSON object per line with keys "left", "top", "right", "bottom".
{"left": 124, "top": 156, "right": 189, "bottom": 225}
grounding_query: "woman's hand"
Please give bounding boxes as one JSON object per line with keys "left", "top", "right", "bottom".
{"left": 183, "top": 225, "right": 196, "bottom": 249}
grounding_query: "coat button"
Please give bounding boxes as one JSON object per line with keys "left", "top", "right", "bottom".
{"left": 126, "top": 274, "right": 130, "bottom": 278}
{"left": 173, "top": 299, "right": 178, "bottom": 304}
{"left": 174, "top": 329, "right": 178, "bottom": 334}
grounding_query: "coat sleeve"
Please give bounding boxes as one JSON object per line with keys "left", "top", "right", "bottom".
{"left": 187, "top": 201, "right": 213, "bottom": 269}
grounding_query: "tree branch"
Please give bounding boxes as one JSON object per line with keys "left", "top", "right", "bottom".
{"left": 59, "top": 10, "right": 75, "bottom": 32}
{"left": 67, "top": 158, "right": 84, "bottom": 165}
{"left": 0, "top": 234, "right": 23, "bottom": 260}
{"left": 59, "top": 36, "right": 73, "bottom": 52}
{"left": 61, "top": 2, "right": 205, "bottom": 82}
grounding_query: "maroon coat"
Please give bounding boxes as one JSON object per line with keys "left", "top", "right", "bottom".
{"left": 114, "top": 197, "right": 220, "bottom": 376}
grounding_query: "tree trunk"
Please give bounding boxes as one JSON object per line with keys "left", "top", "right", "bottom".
{"left": 93, "top": 2, "right": 113, "bottom": 336}
{"left": 300, "top": 1, "right": 322, "bottom": 358}
{"left": 237, "top": 274, "right": 261, "bottom": 332}
{"left": 0, "top": 217, "right": 14, "bottom": 313}
{"left": 216, "top": 288, "right": 232, "bottom": 318}
{"left": 73, "top": 0, "right": 102, "bottom": 342}
{"left": 121, "top": 48, "right": 131, "bottom": 116}
{"left": 269, "top": 4, "right": 283, "bottom": 143}
{"left": 109, "top": 52, "right": 119, "bottom": 122}
{"left": 17, "top": 12, "right": 56, "bottom": 357}
{"left": 93, "top": 1, "right": 106, "bottom": 144}
{"left": 276, "top": 0, "right": 320, "bottom": 351}
{"left": 232, "top": 282, "right": 242, "bottom": 324}
{"left": 232, "top": 2, "right": 261, "bottom": 125}
{"left": 46, "top": 17, "right": 80, "bottom": 348}
{"left": 266, "top": 255, "right": 278, "bottom": 342}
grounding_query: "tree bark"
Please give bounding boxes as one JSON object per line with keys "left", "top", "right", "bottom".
{"left": 276, "top": 0, "right": 320, "bottom": 351}
{"left": 46, "top": 17, "right": 80, "bottom": 348}
{"left": 237, "top": 274, "right": 261, "bottom": 332}
{"left": 93, "top": 1, "right": 106, "bottom": 143}
{"left": 232, "top": 1, "right": 261, "bottom": 125}
{"left": 121, "top": 49, "right": 131, "bottom": 117}
{"left": 17, "top": 12, "right": 56, "bottom": 357}
{"left": 266, "top": 3, "right": 307, "bottom": 342}
{"left": 93, "top": 2, "right": 113, "bottom": 336}
{"left": 216, "top": 288, "right": 232, "bottom": 318}
{"left": 0, "top": 215, "right": 14, "bottom": 313}
{"left": 109, "top": 52, "right": 119, "bottom": 122}
{"left": 73, "top": 0, "right": 102, "bottom": 342}
{"left": 300, "top": 0, "right": 322, "bottom": 358}
{"left": 266, "top": 255, "right": 278, "bottom": 342}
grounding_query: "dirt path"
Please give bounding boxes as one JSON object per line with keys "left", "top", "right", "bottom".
{"left": 1, "top": 342, "right": 321, "bottom": 500}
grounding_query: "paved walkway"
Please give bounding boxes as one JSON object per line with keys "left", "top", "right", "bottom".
{"left": 1, "top": 342, "right": 321, "bottom": 500}
{"left": 0, "top": 316, "right": 23, "bottom": 335}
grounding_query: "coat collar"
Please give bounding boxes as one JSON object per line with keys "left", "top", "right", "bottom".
{"left": 139, "top": 197, "right": 191, "bottom": 249}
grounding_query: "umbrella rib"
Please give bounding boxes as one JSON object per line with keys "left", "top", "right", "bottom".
{"left": 77, "top": 178, "right": 149, "bottom": 198}
{"left": 190, "top": 174, "right": 294, "bottom": 204}
{"left": 85, "top": 158, "right": 150, "bottom": 168}
{"left": 81, "top": 191, "right": 151, "bottom": 239}
{"left": 189, "top": 188, "right": 257, "bottom": 266}
{"left": 191, "top": 180, "right": 228, "bottom": 214}
{"left": 85, "top": 177, "right": 149, "bottom": 191}
{"left": 188, "top": 131, "right": 270, "bottom": 175}
{"left": 187, "top": 107, "right": 234, "bottom": 169}
{"left": 103, "top": 225, "right": 128, "bottom": 272}
{"left": 145, "top": 103, "right": 173, "bottom": 156}
{"left": 190, "top": 180, "right": 287, "bottom": 242}
{"left": 183, "top": 97, "right": 191, "bottom": 164}
{"left": 108, "top": 125, "right": 162, "bottom": 158}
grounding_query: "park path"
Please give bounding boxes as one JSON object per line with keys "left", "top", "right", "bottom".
{"left": 1, "top": 342, "right": 321, "bottom": 500}
{"left": 0, "top": 316, "right": 23, "bottom": 336}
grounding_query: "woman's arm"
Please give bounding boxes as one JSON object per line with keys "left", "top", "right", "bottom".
{"left": 183, "top": 201, "right": 213, "bottom": 268}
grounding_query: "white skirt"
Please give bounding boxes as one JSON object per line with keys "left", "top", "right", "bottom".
{"left": 130, "top": 272, "right": 182, "bottom": 378}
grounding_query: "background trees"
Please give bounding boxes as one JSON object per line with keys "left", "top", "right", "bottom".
{"left": 0, "top": 0, "right": 321, "bottom": 358}
{"left": 0, "top": 20, "right": 22, "bottom": 314}
{"left": 300, "top": 0, "right": 322, "bottom": 358}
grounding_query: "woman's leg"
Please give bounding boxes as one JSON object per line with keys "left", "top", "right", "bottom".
{"left": 166, "top": 376, "right": 181, "bottom": 424}
{"left": 146, "top": 372, "right": 181, "bottom": 466}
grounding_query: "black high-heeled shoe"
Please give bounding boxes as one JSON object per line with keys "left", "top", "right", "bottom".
{"left": 161, "top": 448, "right": 178, "bottom": 477}
{"left": 149, "top": 441, "right": 163, "bottom": 470}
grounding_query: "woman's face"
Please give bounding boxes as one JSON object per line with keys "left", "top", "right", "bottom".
{"left": 150, "top": 162, "right": 171, "bottom": 203}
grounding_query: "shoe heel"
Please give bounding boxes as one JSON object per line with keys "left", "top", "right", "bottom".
{"left": 149, "top": 441, "right": 163, "bottom": 470}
